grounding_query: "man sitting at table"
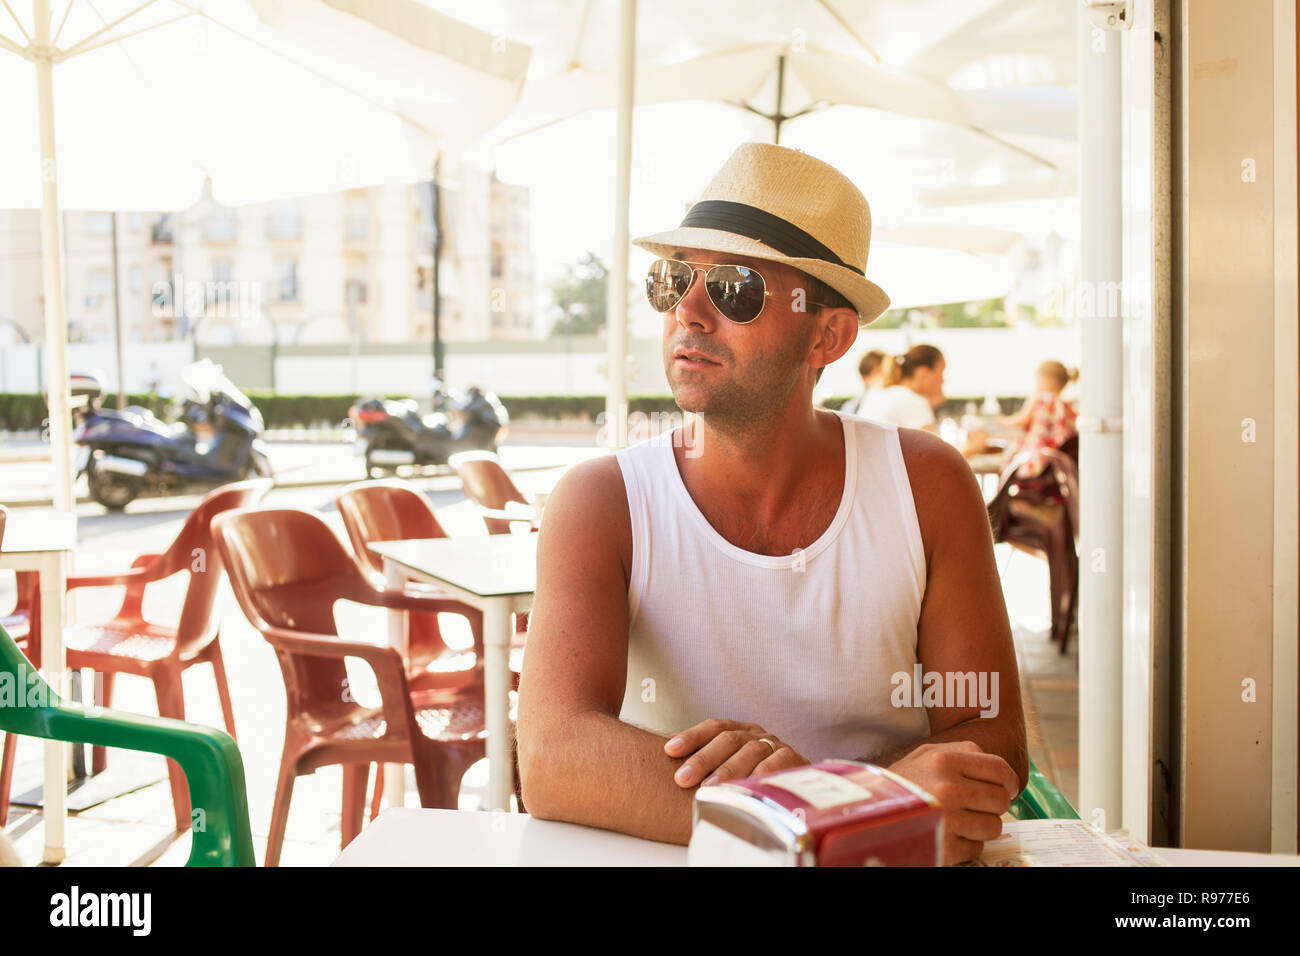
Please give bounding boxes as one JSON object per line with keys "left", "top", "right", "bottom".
{"left": 516, "top": 143, "right": 1028, "bottom": 866}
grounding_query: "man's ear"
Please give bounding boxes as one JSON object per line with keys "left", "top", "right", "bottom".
{"left": 809, "top": 307, "right": 859, "bottom": 375}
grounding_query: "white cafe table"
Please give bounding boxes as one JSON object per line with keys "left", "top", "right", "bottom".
{"left": 333, "top": 807, "right": 685, "bottom": 866}
{"left": 370, "top": 534, "right": 537, "bottom": 813}
{"left": 332, "top": 808, "right": 1300, "bottom": 867}
{"left": 0, "top": 508, "right": 77, "bottom": 864}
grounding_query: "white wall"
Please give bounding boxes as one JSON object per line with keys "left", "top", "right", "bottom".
{"left": 0, "top": 326, "right": 1080, "bottom": 400}
{"left": 0, "top": 341, "right": 192, "bottom": 394}
{"left": 824, "top": 326, "right": 1081, "bottom": 401}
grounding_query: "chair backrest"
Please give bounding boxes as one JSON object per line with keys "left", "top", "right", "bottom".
{"left": 213, "top": 507, "right": 378, "bottom": 717}
{"left": 985, "top": 451, "right": 1036, "bottom": 542}
{"left": 1007, "top": 758, "right": 1080, "bottom": 820}
{"left": 1056, "top": 431, "right": 1079, "bottom": 465}
{"left": 335, "top": 480, "right": 455, "bottom": 653}
{"left": 335, "top": 479, "right": 448, "bottom": 577}
{"left": 153, "top": 479, "right": 270, "bottom": 653}
{"left": 1041, "top": 447, "right": 1080, "bottom": 540}
{"left": 0, "top": 621, "right": 255, "bottom": 865}
{"left": 448, "top": 451, "right": 528, "bottom": 534}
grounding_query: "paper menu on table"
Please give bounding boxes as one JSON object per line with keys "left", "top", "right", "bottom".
{"left": 966, "top": 820, "right": 1170, "bottom": 867}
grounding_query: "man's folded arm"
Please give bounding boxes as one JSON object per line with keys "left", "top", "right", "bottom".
{"left": 516, "top": 457, "right": 697, "bottom": 844}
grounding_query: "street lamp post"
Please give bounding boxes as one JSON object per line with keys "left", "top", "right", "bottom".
{"left": 430, "top": 157, "right": 444, "bottom": 408}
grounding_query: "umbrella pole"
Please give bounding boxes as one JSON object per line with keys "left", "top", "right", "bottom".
{"left": 32, "top": 0, "right": 71, "bottom": 868}
{"left": 33, "top": 0, "right": 73, "bottom": 514}
{"left": 605, "top": 0, "right": 636, "bottom": 449}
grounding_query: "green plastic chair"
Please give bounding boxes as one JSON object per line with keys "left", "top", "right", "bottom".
{"left": 1007, "top": 758, "right": 1079, "bottom": 820}
{"left": 0, "top": 622, "right": 255, "bottom": 866}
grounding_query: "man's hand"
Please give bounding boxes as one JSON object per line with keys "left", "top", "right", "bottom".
{"left": 665, "top": 718, "right": 808, "bottom": 788}
{"left": 885, "top": 740, "right": 1018, "bottom": 865}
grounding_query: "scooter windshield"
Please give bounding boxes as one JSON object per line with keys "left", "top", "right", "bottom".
{"left": 181, "top": 359, "right": 254, "bottom": 412}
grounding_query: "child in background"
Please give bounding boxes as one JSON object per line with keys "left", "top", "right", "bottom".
{"left": 999, "top": 361, "right": 1079, "bottom": 479}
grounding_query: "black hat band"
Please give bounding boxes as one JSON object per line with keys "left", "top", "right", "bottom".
{"left": 678, "top": 200, "right": 864, "bottom": 276}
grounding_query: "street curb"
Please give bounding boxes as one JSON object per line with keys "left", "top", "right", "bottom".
{"left": 0, "top": 458, "right": 579, "bottom": 509}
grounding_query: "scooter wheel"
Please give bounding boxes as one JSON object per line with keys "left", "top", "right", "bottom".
{"left": 364, "top": 454, "right": 394, "bottom": 480}
{"left": 88, "top": 466, "right": 141, "bottom": 511}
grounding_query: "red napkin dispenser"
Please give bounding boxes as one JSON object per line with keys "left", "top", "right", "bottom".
{"left": 689, "top": 759, "right": 944, "bottom": 866}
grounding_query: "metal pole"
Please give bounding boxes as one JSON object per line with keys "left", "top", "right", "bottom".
{"left": 348, "top": 286, "right": 360, "bottom": 396}
{"left": 605, "top": 0, "right": 636, "bottom": 449}
{"left": 110, "top": 211, "right": 125, "bottom": 408}
{"left": 34, "top": 0, "right": 72, "bottom": 514}
{"left": 773, "top": 54, "right": 785, "bottom": 145}
{"left": 1077, "top": 3, "right": 1125, "bottom": 831}
{"left": 431, "top": 157, "right": 443, "bottom": 405}
{"left": 32, "top": 0, "right": 70, "bottom": 868}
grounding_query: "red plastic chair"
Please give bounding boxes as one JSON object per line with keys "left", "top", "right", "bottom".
{"left": 335, "top": 480, "right": 484, "bottom": 692}
{"left": 448, "top": 451, "right": 535, "bottom": 535}
{"left": 447, "top": 452, "right": 534, "bottom": 646}
{"left": 55, "top": 478, "right": 270, "bottom": 830}
{"left": 212, "top": 507, "right": 500, "bottom": 866}
{"left": 987, "top": 441, "right": 1079, "bottom": 653}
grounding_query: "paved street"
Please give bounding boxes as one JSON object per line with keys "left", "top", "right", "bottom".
{"left": 0, "top": 426, "right": 604, "bottom": 508}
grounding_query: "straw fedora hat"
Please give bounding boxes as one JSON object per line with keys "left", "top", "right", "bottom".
{"left": 633, "top": 142, "right": 891, "bottom": 325}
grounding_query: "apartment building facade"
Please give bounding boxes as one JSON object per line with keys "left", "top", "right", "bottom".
{"left": 0, "top": 169, "right": 534, "bottom": 348}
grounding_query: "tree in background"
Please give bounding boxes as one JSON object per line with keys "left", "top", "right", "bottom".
{"left": 872, "top": 297, "right": 1081, "bottom": 330}
{"left": 872, "top": 298, "right": 1015, "bottom": 330}
{"left": 549, "top": 252, "right": 608, "bottom": 337}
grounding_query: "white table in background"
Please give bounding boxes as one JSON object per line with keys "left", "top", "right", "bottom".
{"left": 371, "top": 534, "right": 537, "bottom": 812}
{"left": 0, "top": 509, "right": 76, "bottom": 864}
{"left": 333, "top": 808, "right": 1300, "bottom": 867}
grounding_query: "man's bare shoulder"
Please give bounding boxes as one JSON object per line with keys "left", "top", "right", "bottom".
{"left": 538, "top": 454, "right": 632, "bottom": 584}
{"left": 895, "top": 427, "right": 988, "bottom": 564}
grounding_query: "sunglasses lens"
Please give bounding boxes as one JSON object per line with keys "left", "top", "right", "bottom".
{"left": 645, "top": 259, "right": 693, "bottom": 312}
{"left": 705, "top": 265, "right": 765, "bottom": 323}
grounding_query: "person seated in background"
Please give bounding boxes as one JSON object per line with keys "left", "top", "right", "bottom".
{"left": 855, "top": 344, "right": 946, "bottom": 432}
{"left": 837, "top": 349, "right": 886, "bottom": 415}
{"left": 998, "top": 360, "right": 1079, "bottom": 479}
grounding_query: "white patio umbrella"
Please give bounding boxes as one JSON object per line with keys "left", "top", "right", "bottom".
{"left": 0, "top": 0, "right": 530, "bottom": 512}
{"left": 426, "top": 0, "right": 1077, "bottom": 440}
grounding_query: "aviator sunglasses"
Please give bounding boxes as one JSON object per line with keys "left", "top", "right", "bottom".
{"left": 645, "top": 257, "right": 775, "bottom": 324}
{"left": 645, "top": 257, "right": 837, "bottom": 324}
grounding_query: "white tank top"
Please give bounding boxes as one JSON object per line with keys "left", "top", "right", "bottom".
{"left": 615, "top": 411, "right": 931, "bottom": 763}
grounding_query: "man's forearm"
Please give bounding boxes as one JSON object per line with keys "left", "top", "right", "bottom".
{"left": 875, "top": 716, "right": 1029, "bottom": 792}
{"left": 519, "top": 710, "right": 695, "bottom": 844}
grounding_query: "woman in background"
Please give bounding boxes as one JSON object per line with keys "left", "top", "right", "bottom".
{"left": 999, "top": 360, "right": 1079, "bottom": 478}
{"left": 838, "top": 349, "right": 887, "bottom": 416}
{"left": 855, "top": 344, "right": 946, "bottom": 432}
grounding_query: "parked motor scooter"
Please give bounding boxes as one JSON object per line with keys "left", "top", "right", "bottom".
{"left": 349, "top": 386, "right": 508, "bottom": 478}
{"left": 73, "top": 360, "right": 273, "bottom": 511}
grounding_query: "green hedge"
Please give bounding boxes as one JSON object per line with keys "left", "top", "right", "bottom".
{"left": 0, "top": 393, "right": 171, "bottom": 431}
{"left": 246, "top": 394, "right": 689, "bottom": 426}
{"left": 0, "top": 392, "right": 1024, "bottom": 431}
{"left": 0, "top": 392, "right": 688, "bottom": 430}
